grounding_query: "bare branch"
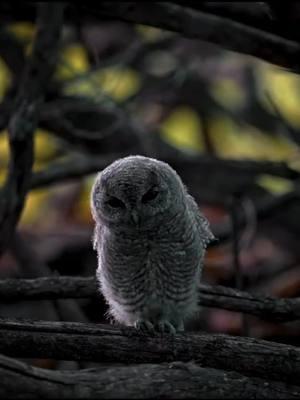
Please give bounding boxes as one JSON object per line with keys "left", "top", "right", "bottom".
{"left": 30, "top": 154, "right": 118, "bottom": 189}
{"left": 0, "top": 318, "right": 300, "bottom": 385}
{"left": 29, "top": 153, "right": 300, "bottom": 192}
{"left": 1, "top": 353, "right": 299, "bottom": 399}
{"left": 0, "top": 3, "right": 64, "bottom": 255}
{"left": 39, "top": 97, "right": 150, "bottom": 155}
{"left": 0, "top": 276, "right": 299, "bottom": 322}
{"left": 1, "top": 3, "right": 300, "bottom": 70}
{"left": 172, "top": 2, "right": 273, "bottom": 30}
{"left": 9, "top": 233, "right": 88, "bottom": 324}
{"left": 198, "top": 283, "right": 300, "bottom": 322}
{"left": 81, "top": 2, "right": 300, "bottom": 71}
{"left": 0, "top": 276, "right": 97, "bottom": 301}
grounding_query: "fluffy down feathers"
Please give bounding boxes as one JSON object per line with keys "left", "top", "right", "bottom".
{"left": 91, "top": 155, "right": 214, "bottom": 333}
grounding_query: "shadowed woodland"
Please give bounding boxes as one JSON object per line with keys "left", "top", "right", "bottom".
{"left": 1, "top": 2, "right": 300, "bottom": 398}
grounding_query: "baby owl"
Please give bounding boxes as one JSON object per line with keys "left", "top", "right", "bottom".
{"left": 91, "top": 155, "right": 214, "bottom": 333}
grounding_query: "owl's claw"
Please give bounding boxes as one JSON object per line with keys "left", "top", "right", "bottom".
{"left": 156, "top": 320, "right": 177, "bottom": 335}
{"left": 134, "top": 319, "right": 155, "bottom": 334}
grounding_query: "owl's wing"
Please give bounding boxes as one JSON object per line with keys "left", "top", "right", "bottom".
{"left": 187, "top": 194, "right": 215, "bottom": 248}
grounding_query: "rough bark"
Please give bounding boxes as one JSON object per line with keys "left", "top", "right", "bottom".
{"left": 0, "top": 318, "right": 300, "bottom": 385}
{"left": 0, "top": 276, "right": 299, "bottom": 322}
{"left": 1, "top": 354, "right": 299, "bottom": 399}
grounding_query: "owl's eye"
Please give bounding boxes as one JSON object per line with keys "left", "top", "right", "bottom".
{"left": 106, "top": 197, "right": 125, "bottom": 208}
{"left": 142, "top": 187, "right": 159, "bottom": 203}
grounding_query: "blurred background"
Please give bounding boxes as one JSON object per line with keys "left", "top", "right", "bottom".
{"left": 0, "top": 7, "right": 300, "bottom": 364}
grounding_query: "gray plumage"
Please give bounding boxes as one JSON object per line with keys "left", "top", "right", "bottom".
{"left": 90, "top": 155, "right": 214, "bottom": 333}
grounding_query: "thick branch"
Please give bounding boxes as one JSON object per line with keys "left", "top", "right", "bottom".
{"left": 0, "top": 276, "right": 97, "bottom": 300}
{"left": 171, "top": 2, "right": 300, "bottom": 43}
{"left": 1, "top": 3, "right": 300, "bottom": 70}
{"left": 1, "top": 354, "right": 299, "bottom": 399}
{"left": 0, "top": 318, "right": 300, "bottom": 384}
{"left": 29, "top": 153, "right": 299, "bottom": 192}
{"left": 173, "top": 2, "right": 273, "bottom": 30}
{"left": 30, "top": 154, "right": 117, "bottom": 189}
{"left": 81, "top": 2, "right": 300, "bottom": 71}
{"left": 0, "top": 276, "right": 299, "bottom": 322}
{"left": 0, "top": 3, "right": 64, "bottom": 255}
{"left": 39, "top": 97, "right": 149, "bottom": 155}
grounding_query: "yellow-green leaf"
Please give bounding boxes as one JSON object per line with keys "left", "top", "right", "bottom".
{"left": 256, "top": 63, "right": 300, "bottom": 129}
{"left": 56, "top": 44, "right": 90, "bottom": 81}
{"left": 209, "top": 116, "right": 296, "bottom": 160}
{"left": 256, "top": 174, "right": 294, "bottom": 195}
{"left": 210, "top": 78, "right": 246, "bottom": 110}
{"left": 20, "top": 189, "right": 50, "bottom": 226}
{"left": 7, "top": 22, "right": 35, "bottom": 43}
{"left": 0, "top": 57, "right": 12, "bottom": 101}
{"left": 160, "top": 106, "right": 205, "bottom": 153}
{"left": 65, "top": 67, "right": 141, "bottom": 102}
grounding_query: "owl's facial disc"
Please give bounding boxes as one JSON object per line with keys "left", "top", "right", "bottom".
{"left": 92, "top": 158, "right": 183, "bottom": 229}
{"left": 91, "top": 156, "right": 187, "bottom": 232}
{"left": 99, "top": 181, "right": 168, "bottom": 228}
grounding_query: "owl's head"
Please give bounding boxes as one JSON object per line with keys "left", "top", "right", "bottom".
{"left": 91, "top": 155, "right": 185, "bottom": 230}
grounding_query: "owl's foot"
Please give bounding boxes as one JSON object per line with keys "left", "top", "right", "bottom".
{"left": 156, "top": 320, "right": 177, "bottom": 335}
{"left": 134, "top": 319, "right": 155, "bottom": 334}
{"left": 155, "top": 319, "right": 184, "bottom": 334}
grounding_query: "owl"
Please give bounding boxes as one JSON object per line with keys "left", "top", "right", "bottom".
{"left": 91, "top": 155, "right": 214, "bottom": 333}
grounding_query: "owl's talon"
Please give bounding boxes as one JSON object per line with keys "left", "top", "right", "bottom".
{"left": 134, "top": 319, "right": 155, "bottom": 334}
{"left": 156, "top": 320, "right": 177, "bottom": 335}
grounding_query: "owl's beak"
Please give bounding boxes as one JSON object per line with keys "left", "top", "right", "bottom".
{"left": 131, "top": 211, "right": 139, "bottom": 224}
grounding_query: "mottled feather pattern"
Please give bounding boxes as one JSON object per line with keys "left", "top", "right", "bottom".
{"left": 91, "top": 156, "right": 214, "bottom": 333}
{"left": 187, "top": 194, "right": 215, "bottom": 249}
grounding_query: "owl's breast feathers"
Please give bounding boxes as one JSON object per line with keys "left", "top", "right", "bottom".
{"left": 96, "top": 205, "right": 210, "bottom": 310}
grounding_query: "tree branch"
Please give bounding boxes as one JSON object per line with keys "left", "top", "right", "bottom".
{"left": 29, "top": 153, "right": 299, "bottom": 192}
{"left": 0, "top": 276, "right": 299, "bottom": 322}
{"left": 0, "top": 3, "right": 64, "bottom": 255}
{"left": 39, "top": 97, "right": 150, "bottom": 155}
{"left": 9, "top": 233, "right": 89, "bottom": 324}
{"left": 198, "top": 283, "right": 300, "bottom": 322}
{"left": 1, "top": 2, "right": 300, "bottom": 70}
{"left": 172, "top": 2, "right": 273, "bottom": 32}
{"left": 1, "top": 353, "right": 299, "bottom": 399}
{"left": 0, "top": 318, "right": 300, "bottom": 385}
{"left": 81, "top": 1, "right": 300, "bottom": 72}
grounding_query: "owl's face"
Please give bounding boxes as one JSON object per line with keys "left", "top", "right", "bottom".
{"left": 91, "top": 156, "right": 184, "bottom": 230}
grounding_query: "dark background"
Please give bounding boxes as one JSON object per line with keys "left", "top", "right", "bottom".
{"left": 0, "top": 2, "right": 299, "bottom": 393}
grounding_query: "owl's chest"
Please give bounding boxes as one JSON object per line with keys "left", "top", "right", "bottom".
{"left": 99, "top": 224, "right": 203, "bottom": 308}
{"left": 102, "top": 224, "right": 201, "bottom": 280}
